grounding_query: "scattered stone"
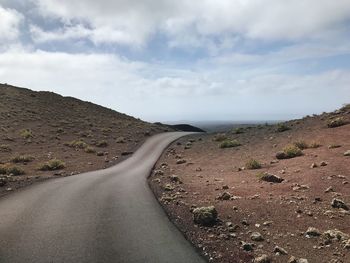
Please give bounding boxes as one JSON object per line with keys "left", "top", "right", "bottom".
{"left": 222, "top": 184, "right": 229, "bottom": 190}
{"left": 292, "top": 184, "right": 310, "bottom": 191}
{"left": 176, "top": 159, "right": 186, "bottom": 164}
{"left": 263, "top": 221, "right": 273, "bottom": 226}
{"left": 251, "top": 232, "right": 264, "bottom": 241}
{"left": 344, "top": 239, "right": 350, "bottom": 249}
{"left": 305, "top": 227, "right": 321, "bottom": 237}
{"left": 241, "top": 241, "right": 254, "bottom": 251}
{"left": 323, "top": 229, "right": 349, "bottom": 241}
{"left": 154, "top": 170, "right": 164, "bottom": 176}
{"left": 228, "top": 224, "right": 239, "bottom": 232}
{"left": 310, "top": 163, "right": 318, "bottom": 168}
{"left": 218, "top": 192, "right": 232, "bottom": 200}
{"left": 254, "top": 254, "right": 271, "bottom": 263}
{"left": 0, "top": 177, "right": 7, "bottom": 187}
{"left": 164, "top": 184, "right": 174, "bottom": 191}
{"left": 331, "top": 198, "right": 349, "bottom": 210}
{"left": 242, "top": 219, "right": 250, "bottom": 226}
{"left": 259, "top": 172, "right": 284, "bottom": 183}
{"left": 169, "top": 174, "right": 181, "bottom": 183}
{"left": 320, "top": 161, "right": 328, "bottom": 166}
{"left": 192, "top": 206, "right": 218, "bottom": 226}
{"left": 225, "top": 221, "right": 233, "bottom": 227}
{"left": 344, "top": 150, "right": 350, "bottom": 156}
{"left": 153, "top": 178, "right": 161, "bottom": 184}
{"left": 325, "top": 186, "right": 334, "bottom": 193}
{"left": 273, "top": 246, "right": 288, "bottom": 255}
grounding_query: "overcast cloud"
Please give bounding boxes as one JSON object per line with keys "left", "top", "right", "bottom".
{"left": 0, "top": 0, "right": 349, "bottom": 122}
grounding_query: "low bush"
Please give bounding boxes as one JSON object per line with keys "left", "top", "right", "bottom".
{"left": 309, "top": 141, "right": 321, "bottom": 148}
{"left": 276, "top": 123, "right": 290, "bottom": 132}
{"left": 84, "top": 146, "right": 96, "bottom": 153}
{"left": 232, "top": 127, "right": 245, "bottom": 134}
{"left": 327, "top": 117, "right": 347, "bottom": 128}
{"left": 213, "top": 134, "right": 228, "bottom": 142}
{"left": 65, "top": 140, "right": 88, "bottom": 149}
{"left": 20, "top": 129, "right": 33, "bottom": 139}
{"left": 245, "top": 159, "right": 262, "bottom": 170}
{"left": 219, "top": 139, "right": 241, "bottom": 148}
{"left": 0, "top": 164, "right": 25, "bottom": 176}
{"left": 283, "top": 144, "right": 303, "bottom": 158}
{"left": 38, "top": 159, "right": 65, "bottom": 171}
{"left": 96, "top": 140, "right": 108, "bottom": 147}
{"left": 0, "top": 144, "right": 11, "bottom": 152}
{"left": 11, "top": 155, "right": 34, "bottom": 163}
{"left": 293, "top": 140, "right": 308, "bottom": 150}
{"left": 328, "top": 144, "right": 341, "bottom": 149}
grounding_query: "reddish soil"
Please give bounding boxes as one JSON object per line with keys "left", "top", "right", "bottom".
{"left": 149, "top": 106, "right": 350, "bottom": 263}
{"left": 0, "top": 84, "right": 170, "bottom": 196}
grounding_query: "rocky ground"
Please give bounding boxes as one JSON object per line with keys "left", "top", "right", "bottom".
{"left": 0, "top": 84, "right": 169, "bottom": 196}
{"left": 149, "top": 105, "right": 350, "bottom": 263}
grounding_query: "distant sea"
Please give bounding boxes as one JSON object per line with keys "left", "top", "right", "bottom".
{"left": 173, "top": 120, "right": 282, "bottom": 133}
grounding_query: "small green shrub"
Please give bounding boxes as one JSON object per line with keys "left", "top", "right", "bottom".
{"left": 20, "top": 129, "right": 33, "bottom": 139}
{"left": 276, "top": 123, "right": 290, "bottom": 132}
{"left": 328, "top": 144, "right": 341, "bottom": 149}
{"left": 101, "top": 128, "right": 112, "bottom": 133}
{"left": 65, "top": 140, "right": 88, "bottom": 149}
{"left": 38, "top": 159, "right": 65, "bottom": 171}
{"left": 7, "top": 166, "right": 25, "bottom": 176}
{"left": 84, "top": 146, "right": 96, "bottom": 153}
{"left": 327, "top": 117, "right": 347, "bottom": 128}
{"left": 293, "top": 140, "right": 308, "bottom": 150}
{"left": 232, "top": 127, "right": 244, "bottom": 134}
{"left": 309, "top": 141, "right": 321, "bottom": 148}
{"left": 339, "top": 104, "right": 350, "bottom": 112}
{"left": 0, "top": 164, "right": 25, "bottom": 176}
{"left": 213, "top": 134, "right": 228, "bottom": 142}
{"left": 245, "top": 159, "right": 262, "bottom": 170}
{"left": 219, "top": 139, "right": 241, "bottom": 148}
{"left": 96, "top": 140, "right": 108, "bottom": 147}
{"left": 116, "top": 137, "right": 126, "bottom": 143}
{"left": 11, "top": 155, "right": 34, "bottom": 163}
{"left": 0, "top": 144, "right": 11, "bottom": 152}
{"left": 283, "top": 144, "right": 303, "bottom": 158}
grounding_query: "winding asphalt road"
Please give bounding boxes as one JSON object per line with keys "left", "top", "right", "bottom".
{"left": 0, "top": 132, "right": 205, "bottom": 263}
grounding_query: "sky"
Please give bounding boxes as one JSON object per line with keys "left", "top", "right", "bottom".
{"left": 0, "top": 0, "right": 350, "bottom": 122}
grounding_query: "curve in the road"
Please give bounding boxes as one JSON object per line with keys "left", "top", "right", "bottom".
{"left": 0, "top": 132, "right": 206, "bottom": 263}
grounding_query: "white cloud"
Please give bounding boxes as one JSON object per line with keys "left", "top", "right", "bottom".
{"left": 0, "top": 5, "right": 23, "bottom": 43}
{"left": 30, "top": 0, "right": 350, "bottom": 47}
{"left": 0, "top": 48, "right": 349, "bottom": 121}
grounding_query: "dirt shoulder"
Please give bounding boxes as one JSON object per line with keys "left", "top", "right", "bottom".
{"left": 0, "top": 84, "right": 170, "bottom": 196}
{"left": 149, "top": 106, "right": 350, "bottom": 263}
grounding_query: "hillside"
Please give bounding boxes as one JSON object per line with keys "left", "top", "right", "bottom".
{"left": 149, "top": 104, "right": 350, "bottom": 263}
{"left": 0, "top": 84, "right": 170, "bottom": 195}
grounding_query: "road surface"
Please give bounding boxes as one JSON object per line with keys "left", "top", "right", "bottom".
{"left": 0, "top": 132, "right": 206, "bottom": 263}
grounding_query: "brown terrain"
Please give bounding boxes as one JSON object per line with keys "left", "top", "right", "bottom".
{"left": 0, "top": 84, "right": 171, "bottom": 196}
{"left": 149, "top": 105, "right": 350, "bottom": 263}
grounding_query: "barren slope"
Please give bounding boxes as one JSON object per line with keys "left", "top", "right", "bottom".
{"left": 0, "top": 84, "right": 169, "bottom": 195}
{"left": 150, "top": 105, "right": 350, "bottom": 263}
